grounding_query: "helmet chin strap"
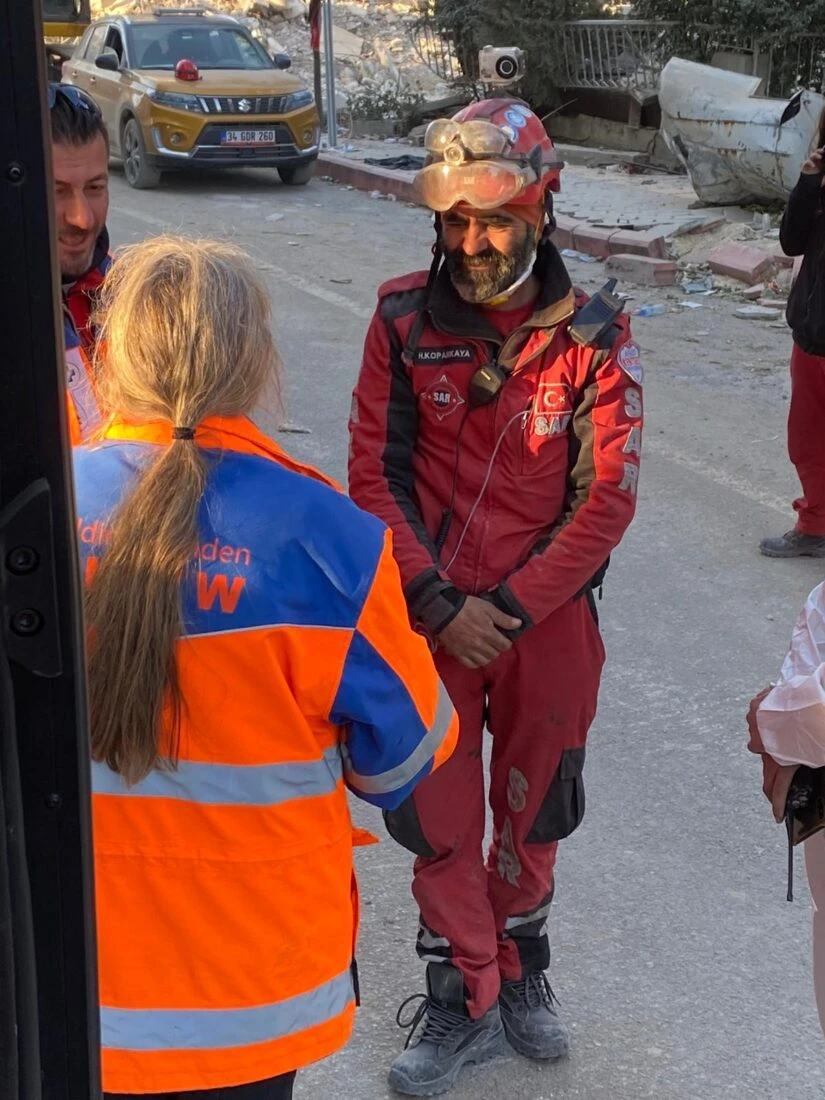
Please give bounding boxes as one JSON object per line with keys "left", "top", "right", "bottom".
{"left": 480, "top": 245, "right": 538, "bottom": 307}
{"left": 479, "top": 214, "right": 546, "bottom": 308}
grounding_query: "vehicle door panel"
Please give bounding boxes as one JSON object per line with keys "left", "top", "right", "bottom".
{"left": 64, "top": 23, "right": 106, "bottom": 91}
{"left": 86, "top": 26, "right": 127, "bottom": 139}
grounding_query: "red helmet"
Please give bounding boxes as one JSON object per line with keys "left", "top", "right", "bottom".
{"left": 451, "top": 98, "right": 562, "bottom": 202}
{"left": 413, "top": 98, "right": 563, "bottom": 213}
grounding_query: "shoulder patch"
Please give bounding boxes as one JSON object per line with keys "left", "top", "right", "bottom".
{"left": 616, "top": 340, "right": 644, "bottom": 384}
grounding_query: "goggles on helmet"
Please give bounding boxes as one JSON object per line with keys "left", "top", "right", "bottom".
{"left": 424, "top": 118, "right": 515, "bottom": 160}
{"left": 416, "top": 116, "right": 563, "bottom": 212}
{"left": 414, "top": 159, "right": 540, "bottom": 212}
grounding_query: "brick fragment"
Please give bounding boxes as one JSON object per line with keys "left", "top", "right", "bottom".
{"left": 572, "top": 224, "right": 614, "bottom": 258}
{"left": 705, "top": 242, "right": 775, "bottom": 283}
{"left": 604, "top": 253, "right": 679, "bottom": 287}
{"left": 608, "top": 228, "right": 667, "bottom": 259}
{"left": 669, "top": 215, "right": 727, "bottom": 237}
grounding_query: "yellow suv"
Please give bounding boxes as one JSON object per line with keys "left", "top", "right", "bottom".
{"left": 64, "top": 8, "right": 321, "bottom": 189}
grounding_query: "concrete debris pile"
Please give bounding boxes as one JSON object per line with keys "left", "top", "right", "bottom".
{"left": 667, "top": 216, "right": 796, "bottom": 300}
{"left": 280, "top": 1, "right": 457, "bottom": 105}
{"left": 91, "top": 0, "right": 459, "bottom": 107}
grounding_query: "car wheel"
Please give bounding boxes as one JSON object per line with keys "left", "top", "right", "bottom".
{"left": 277, "top": 161, "right": 315, "bottom": 186}
{"left": 122, "top": 119, "right": 161, "bottom": 190}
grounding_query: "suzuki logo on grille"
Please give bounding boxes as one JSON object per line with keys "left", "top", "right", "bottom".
{"left": 238, "top": 98, "right": 252, "bottom": 113}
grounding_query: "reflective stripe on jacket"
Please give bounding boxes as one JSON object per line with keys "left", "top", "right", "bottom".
{"left": 73, "top": 415, "right": 457, "bottom": 1093}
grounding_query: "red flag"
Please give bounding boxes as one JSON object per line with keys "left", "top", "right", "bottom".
{"left": 308, "top": 0, "right": 322, "bottom": 52}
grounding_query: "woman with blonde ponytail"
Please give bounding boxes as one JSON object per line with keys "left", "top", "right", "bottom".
{"left": 74, "top": 236, "right": 457, "bottom": 1100}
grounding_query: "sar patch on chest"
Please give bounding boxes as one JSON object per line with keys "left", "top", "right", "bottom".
{"left": 528, "top": 382, "right": 574, "bottom": 438}
{"left": 421, "top": 373, "right": 467, "bottom": 421}
{"left": 414, "top": 345, "right": 474, "bottom": 365}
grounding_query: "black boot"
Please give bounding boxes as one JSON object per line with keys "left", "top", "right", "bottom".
{"left": 388, "top": 964, "right": 504, "bottom": 1097}
{"left": 499, "top": 971, "right": 569, "bottom": 1060}
{"left": 759, "top": 530, "right": 825, "bottom": 558}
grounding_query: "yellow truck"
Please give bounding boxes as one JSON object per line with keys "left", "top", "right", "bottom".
{"left": 43, "top": 0, "right": 91, "bottom": 80}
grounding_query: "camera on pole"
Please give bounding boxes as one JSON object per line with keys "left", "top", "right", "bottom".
{"left": 479, "top": 46, "right": 526, "bottom": 87}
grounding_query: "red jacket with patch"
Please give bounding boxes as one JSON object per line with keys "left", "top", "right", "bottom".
{"left": 348, "top": 243, "right": 643, "bottom": 636}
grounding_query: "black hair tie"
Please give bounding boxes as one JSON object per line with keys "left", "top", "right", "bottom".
{"left": 172, "top": 426, "right": 195, "bottom": 440}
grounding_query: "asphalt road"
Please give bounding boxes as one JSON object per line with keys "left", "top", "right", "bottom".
{"left": 108, "top": 164, "right": 825, "bottom": 1100}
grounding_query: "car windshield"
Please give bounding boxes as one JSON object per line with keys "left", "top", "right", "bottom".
{"left": 129, "top": 24, "right": 274, "bottom": 70}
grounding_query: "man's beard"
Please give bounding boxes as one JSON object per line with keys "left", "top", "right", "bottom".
{"left": 59, "top": 231, "right": 97, "bottom": 280}
{"left": 444, "top": 232, "right": 536, "bottom": 304}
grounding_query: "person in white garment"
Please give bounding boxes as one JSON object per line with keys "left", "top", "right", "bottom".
{"left": 747, "top": 583, "right": 825, "bottom": 1035}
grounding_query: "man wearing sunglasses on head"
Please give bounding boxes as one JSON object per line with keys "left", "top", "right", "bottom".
{"left": 349, "top": 98, "right": 644, "bottom": 1096}
{"left": 50, "top": 83, "right": 111, "bottom": 444}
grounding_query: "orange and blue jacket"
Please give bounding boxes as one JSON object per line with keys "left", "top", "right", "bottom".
{"left": 64, "top": 230, "right": 110, "bottom": 445}
{"left": 73, "top": 415, "right": 458, "bottom": 1094}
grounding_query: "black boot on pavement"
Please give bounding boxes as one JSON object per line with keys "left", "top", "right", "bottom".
{"left": 759, "top": 530, "right": 825, "bottom": 558}
{"left": 498, "top": 971, "right": 569, "bottom": 1060}
{"left": 388, "top": 963, "right": 505, "bottom": 1097}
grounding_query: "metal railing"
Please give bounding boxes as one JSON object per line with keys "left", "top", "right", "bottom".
{"left": 556, "top": 20, "right": 678, "bottom": 94}
{"left": 768, "top": 35, "right": 825, "bottom": 98}
{"left": 408, "top": 8, "right": 825, "bottom": 101}
{"left": 408, "top": 0, "right": 479, "bottom": 85}
{"left": 408, "top": 18, "right": 465, "bottom": 85}
{"left": 557, "top": 21, "right": 825, "bottom": 99}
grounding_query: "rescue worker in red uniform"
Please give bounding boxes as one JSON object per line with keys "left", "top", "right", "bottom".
{"left": 50, "top": 83, "right": 111, "bottom": 444}
{"left": 348, "top": 98, "right": 644, "bottom": 1096}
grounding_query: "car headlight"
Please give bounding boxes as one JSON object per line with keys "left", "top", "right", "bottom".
{"left": 281, "top": 89, "right": 314, "bottom": 112}
{"left": 148, "top": 91, "right": 202, "bottom": 112}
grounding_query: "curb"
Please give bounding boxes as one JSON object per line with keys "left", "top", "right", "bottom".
{"left": 316, "top": 152, "right": 418, "bottom": 203}
{"left": 554, "top": 214, "right": 667, "bottom": 260}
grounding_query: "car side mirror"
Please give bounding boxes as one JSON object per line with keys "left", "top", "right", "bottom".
{"left": 95, "top": 49, "right": 120, "bottom": 72}
{"left": 273, "top": 53, "right": 292, "bottom": 70}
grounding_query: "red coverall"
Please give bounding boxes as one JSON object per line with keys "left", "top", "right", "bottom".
{"left": 348, "top": 242, "right": 643, "bottom": 1017}
{"left": 789, "top": 344, "right": 825, "bottom": 535}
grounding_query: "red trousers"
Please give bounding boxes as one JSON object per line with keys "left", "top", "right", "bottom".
{"left": 790, "top": 343, "right": 825, "bottom": 536}
{"left": 386, "top": 593, "right": 605, "bottom": 1018}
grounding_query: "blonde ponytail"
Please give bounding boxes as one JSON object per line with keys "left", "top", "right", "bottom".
{"left": 86, "top": 236, "right": 280, "bottom": 784}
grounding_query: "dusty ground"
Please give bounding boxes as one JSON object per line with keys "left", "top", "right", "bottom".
{"left": 108, "top": 161, "right": 824, "bottom": 1100}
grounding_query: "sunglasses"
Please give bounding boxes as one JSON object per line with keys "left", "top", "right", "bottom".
{"left": 48, "top": 83, "right": 101, "bottom": 116}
